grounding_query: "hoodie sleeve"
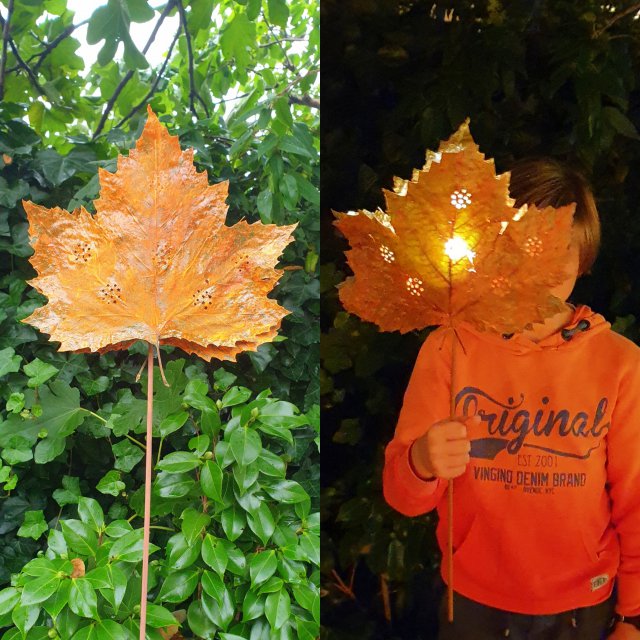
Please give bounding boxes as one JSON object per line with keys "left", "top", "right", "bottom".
{"left": 382, "top": 327, "right": 451, "bottom": 516}
{"left": 607, "top": 349, "right": 640, "bottom": 617}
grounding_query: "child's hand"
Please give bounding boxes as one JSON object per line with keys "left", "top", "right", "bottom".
{"left": 409, "top": 415, "right": 478, "bottom": 480}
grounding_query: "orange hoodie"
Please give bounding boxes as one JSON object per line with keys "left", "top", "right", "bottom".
{"left": 383, "top": 304, "right": 640, "bottom": 616}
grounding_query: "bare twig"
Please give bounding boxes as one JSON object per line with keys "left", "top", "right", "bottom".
{"left": 276, "top": 66, "right": 319, "bottom": 99}
{"left": 289, "top": 94, "right": 320, "bottom": 110}
{"left": 259, "top": 36, "right": 306, "bottom": 48}
{"left": 331, "top": 568, "right": 356, "bottom": 600}
{"left": 33, "top": 19, "right": 90, "bottom": 73}
{"left": 380, "top": 573, "right": 392, "bottom": 622}
{"left": 8, "top": 39, "right": 47, "bottom": 96}
{"left": 115, "top": 26, "right": 180, "bottom": 130}
{"left": 593, "top": 2, "right": 640, "bottom": 38}
{"left": 0, "top": 0, "right": 15, "bottom": 101}
{"left": 0, "top": 12, "right": 47, "bottom": 98}
{"left": 6, "top": 19, "right": 90, "bottom": 74}
{"left": 176, "top": 0, "right": 210, "bottom": 119}
{"left": 93, "top": 0, "right": 175, "bottom": 140}
{"left": 263, "top": 16, "right": 296, "bottom": 72}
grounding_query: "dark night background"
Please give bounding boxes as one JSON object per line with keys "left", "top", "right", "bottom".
{"left": 320, "top": 1, "right": 640, "bottom": 638}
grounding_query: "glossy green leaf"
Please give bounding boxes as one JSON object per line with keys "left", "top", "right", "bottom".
{"left": 201, "top": 534, "right": 228, "bottom": 576}
{"left": 78, "top": 497, "right": 105, "bottom": 532}
{"left": 145, "top": 603, "right": 179, "bottom": 628}
{"left": 265, "top": 588, "right": 291, "bottom": 630}
{"left": 166, "top": 532, "right": 201, "bottom": 570}
{"left": 229, "top": 427, "right": 261, "bottom": 466}
{"left": 187, "top": 600, "right": 216, "bottom": 638}
{"left": 69, "top": 578, "right": 98, "bottom": 618}
{"left": 158, "top": 411, "right": 189, "bottom": 437}
{"left": 180, "top": 507, "right": 210, "bottom": 545}
{"left": 61, "top": 519, "right": 98, "bottom": 557}
{"left": 249, "top": 550, "right": 278, "bottom": 587}
{"left": 156, "top": 451, "right": 201, "bottom": 473}
{"left": 157, "top": 569, "right": 199, "bottom": 603}
{"left": 200, "top": 459, "right": 224, "bottom": 503}
{"left": 20, "top": 573, "right": 60, "bottom": 606}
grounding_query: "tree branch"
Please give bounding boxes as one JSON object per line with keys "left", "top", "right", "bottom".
{"left": 5, "top": 19, "right": 90, "bottom": 75}
{"left": 593, "top": 2, "right": 640, "bottom": 38}
{"left": 277, "top": 67, "right": 319, "bottom": 99}
{"left": 0, "top": 0, "right": 15, "bottom": 101}
{"left": 263, "top": 16, "right": 296, "bottom": 72}
{"left": 0, "top": 11, "right": 47, "bottom": 99}
{"left": 114, "top": 27, "right": 180, "bottom": 130}
{"left": 33, "top": 19, "right": 90, "bottom": 73}
{"left": 7, "top": 37, "right": 46, "bottom": 96}
{"left": 259, "top": 36, "right": 306, "bottom": 48}
{"left": 92, "top": 0, "right": 175, "bottom": 140}
{"left": 289, "top": 94, "right": 320, "bottom": 110}
{"left": 176, "top": 0, "right": 209, "bottom": 119}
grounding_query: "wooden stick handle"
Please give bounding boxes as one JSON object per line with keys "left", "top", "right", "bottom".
{"left": 447, "top": 326, "right": 457, "bottom": 623}
{"left": 448, "top": 478, "right": 453, "bottom": 622}
{"left": 139, "top": 344, "right": 154, "bottom": 640}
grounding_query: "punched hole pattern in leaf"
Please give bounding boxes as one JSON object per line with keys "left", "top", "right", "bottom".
{"left": 379, "top": 244, "right": 395, "bottom": 263}
{"left": 450, "top": 189, "right": 472, "bottom": 209}
{"left": 98, "top": 281, "right": 123, "bottom": 305}
{"left": 523, "top": 236, "right": 543, "bottom": 257}
{"left": 154, "top": 241, "right": 170, "bottom": 271}
{"left": 192, "top": 281, "right": 214, "bottom": 309}
{"left": 406, "top": 276, "right": 424, "bottom": 296}
{"left": 491, "top": 275, "right": 510, "bottom": 297}
{"left": 71, "top": 241, "right": 93, "bottom": 263}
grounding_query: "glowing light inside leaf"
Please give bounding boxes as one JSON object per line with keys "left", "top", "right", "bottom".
{"left": 444, "top": 236, "right": 475, "bottom": 264}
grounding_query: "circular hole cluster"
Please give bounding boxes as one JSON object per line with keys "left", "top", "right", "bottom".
{"left": 406, "top": 276, "right": 424, "bottom": 296}
{"left": 192, "top": 286, "right": 213, "bottom": 309}
{"left": 491, "top": 276, "right": 510, "bottom": 297}
{"left": 450, "top": 189, "right": 472, "bottom": 210}
{"left": 154, "top": 242, "right": 170, "bottom": 271}
{"left": 379, "top": 244, "right": 395, "bottom": 263}
{"left": 71, "top": 241, "right": 92, "bottom": 262}
{"left": 523, "top": 236, "right": 543, "bottom": 257}
{"left": 98, "top": 281, "right": 122, "bottom": 304}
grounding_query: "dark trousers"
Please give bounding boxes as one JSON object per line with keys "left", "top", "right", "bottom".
{"left": 437, "top": 591, "right": 616, "bottom": 640}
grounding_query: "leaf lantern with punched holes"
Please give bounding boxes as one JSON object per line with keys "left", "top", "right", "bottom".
{"left": 21, "top": 105, "right": 297, "bottom": 638}
{"left": 333, "top": 119, "right": 575, "bottom": 621}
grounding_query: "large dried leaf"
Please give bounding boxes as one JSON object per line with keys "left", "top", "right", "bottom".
{"left": 21, "top": 107, "right": 297, "bottom": 361}
{"left": 334, "top": 119, "right": 574, "bottom": 335}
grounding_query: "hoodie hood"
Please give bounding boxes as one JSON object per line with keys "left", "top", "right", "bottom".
{"left": 457, "top": 304, "right": 611, "bottom": 355}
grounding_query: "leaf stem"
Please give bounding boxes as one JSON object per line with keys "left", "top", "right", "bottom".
{"left": 81, "top": 409, "right": 146, "bottom": 448}
{"left": 81, "top": 408, "right": 107, "bottom": 423}
{"left": 156, "top": 436, "right": 164, "bottom": 466}
{"left": 124, "top": 433, "right": 146, "bottom": 450}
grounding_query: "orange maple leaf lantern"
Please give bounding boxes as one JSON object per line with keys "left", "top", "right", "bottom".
{"left": 333, "top": 119, "right": 575, "bottom": 621}
{"left": 21, "top": 106, "right": 297, "bottom": 638}
{"left": 22, "top": 106, "right": 296, "bottom": 361}
{"left": 334, "top": 119, "right": 575, "bottom": 336}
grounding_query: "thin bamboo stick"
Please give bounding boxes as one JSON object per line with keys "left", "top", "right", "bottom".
{"left": 139, "top": 344, "right": 154, "bottom": 640}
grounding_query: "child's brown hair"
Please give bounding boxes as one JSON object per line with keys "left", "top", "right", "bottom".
{"left": 508, "top": 157, "right": 601, "bottom": 276}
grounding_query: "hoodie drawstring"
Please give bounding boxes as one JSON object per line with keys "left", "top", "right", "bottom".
{"left": 561, "top": 319, "right": 591, "bottom": 341}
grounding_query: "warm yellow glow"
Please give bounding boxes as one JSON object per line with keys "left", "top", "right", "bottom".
{"left": 444, "top": 235, "right": 475, "bottom": 263}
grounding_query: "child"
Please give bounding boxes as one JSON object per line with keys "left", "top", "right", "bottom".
{"left": 382, "top": 157, "right": 640, "bottom": 640}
